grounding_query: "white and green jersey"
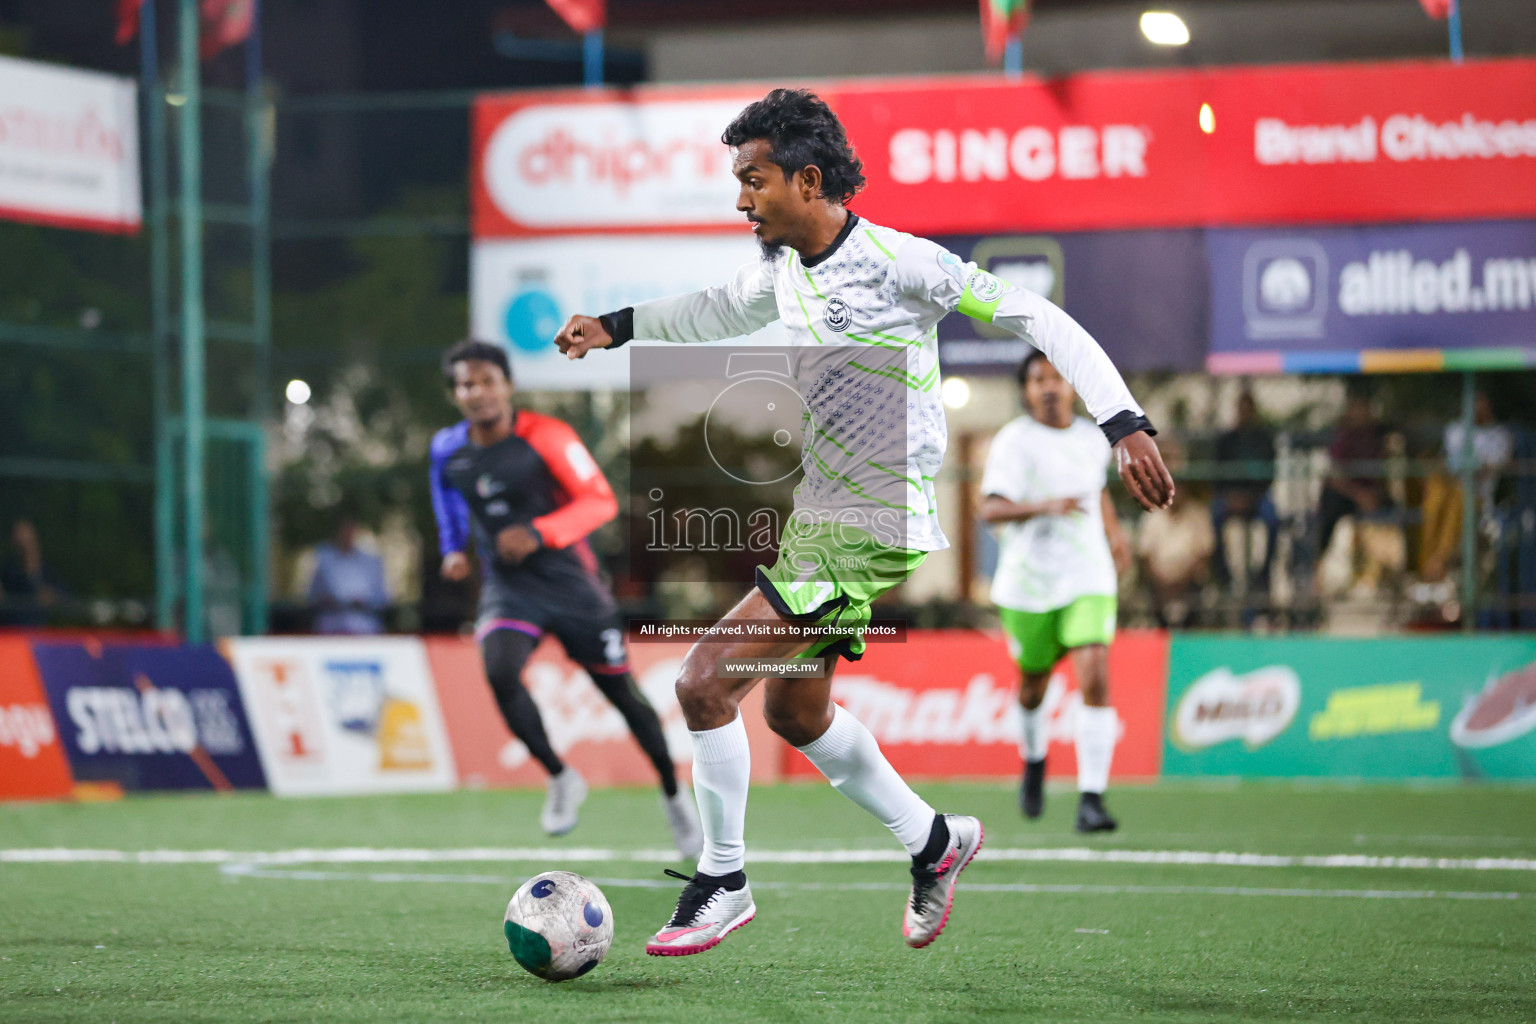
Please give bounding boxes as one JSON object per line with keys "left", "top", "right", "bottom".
{"left": 629, "top": 215, "right": 1143, "bottom": 552}
{"left": 981, "top": 415, "right": 1117, "bottom": 613}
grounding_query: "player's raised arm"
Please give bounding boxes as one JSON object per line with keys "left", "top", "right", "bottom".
{"left": 897, "top": 238, "right": 1174, "bottom": 511}
{"left": 554, "top": 259, "right": 780, "bottom": 359}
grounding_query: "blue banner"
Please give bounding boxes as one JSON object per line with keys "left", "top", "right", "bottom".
{"left": 1207, "top": 219, "right": 1536, "bottom": 373}
{"left": 33, "top": 643, "right": 267, "bottom": 792}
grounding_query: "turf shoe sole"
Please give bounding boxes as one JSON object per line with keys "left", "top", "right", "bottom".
{"left": 646, "top": 884, "right": 756, "bottom": 957}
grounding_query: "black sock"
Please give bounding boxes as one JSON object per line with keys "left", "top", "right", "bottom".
{"left": 591, "top": 670, "right": 679, "bottom": 797}
{"left": 914, "top": 814, "right": 950, "bottom": 865}
{"left": 482, "top": 631, "right": 564, "bottom": 776}
{"left": 696, "top": 869, "right": 746, "bottom": 891}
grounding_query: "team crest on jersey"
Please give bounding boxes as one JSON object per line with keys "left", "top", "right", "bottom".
{"left": 965, "top": 269, "right": 1007, "bottom": 303}
{"left": 823, "top": 297, "right": 852, "bottom": 332}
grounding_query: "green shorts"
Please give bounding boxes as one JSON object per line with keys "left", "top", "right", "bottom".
{"left": 998, "top": 595, "right": 1117, "bottom": 675}
{"left": 756, "top": 517, "right": 925, "bottom": 662}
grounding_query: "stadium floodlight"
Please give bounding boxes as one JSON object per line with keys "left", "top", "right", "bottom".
{"left": 1140, "top": 11, "right": 1190, "bottom": 46}
{"left": 285, "top": 379, "right": 312, "bottom": 405}
{"left": 941, "top": 376, "right": 971, "bottom": 410}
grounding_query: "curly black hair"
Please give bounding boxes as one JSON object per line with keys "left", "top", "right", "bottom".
{"left": 442, "top": 338, "right": 512, "bottom": 386}
{"left": 722, "top": 89, "right": 866, "bottom": 206}
{"left": 1017, "top": 347, "right": 1049, "bottom": 386}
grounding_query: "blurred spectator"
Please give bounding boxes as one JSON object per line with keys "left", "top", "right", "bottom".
{"left": 1136, "top": 490, "right": 1215, "bottom": 628}
{"left": 0, "top": 519, "right": 59, "bottom": 626}
{"left": 1317, "top": 394, "right": 1393, "bottom": 558}
{"left": 1211, "top": 390, "right": 1278, "bottom": 592}
{"left": 1420, "top": 391, "right": 1514, "bottom": 582}
{"left": 308, "top": 519, "right": 390, "bottom": 634}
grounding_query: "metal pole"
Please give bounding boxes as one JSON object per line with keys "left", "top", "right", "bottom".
{"left": 1004, "top": 35, "right": 1023, "bottom": 79}
{"left": 1459, "top": 371, "right": 1477, "bottom": 631}
{"left": 1448, "top": 0, "right": 1464, "bottom": 63}
{"left": 143, "top": 0, "right": 177, "bottom": 633}
{"left": 583, "top": 30, "right": 604, "bottom": 87}
{"left": 247, "top": 0, "right": 271, "bottom": 634}
{"left": 179, "top": 0, "right": 207, "bottom": 643}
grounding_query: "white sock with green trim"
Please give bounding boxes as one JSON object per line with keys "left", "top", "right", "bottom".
{"left": 797, "top": 705, "right": 936, "bottom": 856}
{"left": 690, "top": 713, "right": 751, "bottom": 876}
{"left": 1019, "top": 706, "right": 1047, "bottom": 764}
{"left": 1076, "top": 705, "right": 1118, "bottom": 794}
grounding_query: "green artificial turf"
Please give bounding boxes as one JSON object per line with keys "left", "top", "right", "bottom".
{"left": 2, "top": 781, "right": 1534, "bottom": 1023}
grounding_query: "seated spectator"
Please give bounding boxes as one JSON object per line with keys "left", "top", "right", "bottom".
{"left": 0, "top": 519, "right": 59, "bottom": 626}
{"left": 1420, "top": 390, "right": 1514, "bottom": 582}
{"left": 1211, "top": 390, "right": 1278, "bottom": 592}
{"left": 1137, "top": 485, "right": 1215, "bottom": 628}
{"left": 1317, "top": 394, "right": 1393, "bottom": 559}
{"left": 308, "top": 519, "right": 390, "bottom": 635}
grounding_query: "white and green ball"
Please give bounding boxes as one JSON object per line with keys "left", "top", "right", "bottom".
{"left": 503, "top": 871, "right": 614, "bottom": 982}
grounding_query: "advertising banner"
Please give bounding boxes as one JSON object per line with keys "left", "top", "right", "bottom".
{"left": 933, "top": 230, "right": 1208, "bottom": 374}
{"left": 0, "top": 637, "right": 74, "bottom": 800}
{"left": 782, "top": 630, "right": 1169, "bottom": 780}
{"left": 1207, "top": 220, "right": 1536, "bottom": 374}
{"left": 473, "top": 59, "right": 1536, "bottom": 240}
{"left": 0, "top": 55, "right": 141, "bottom": 233}
{"left": 469, "top": 234, "right": 786, "bottom": 390}
{"left": 32, "top": 642, "right": 265, "bottom": 792}
{"left": 224, "top": 638, "right": 456, "bottom": 797}
{"left": 425, "top": 636, "right": 780, "bottom": 789}
{"left": 1163, "top": 636, "right": 1536, "bottom": 779}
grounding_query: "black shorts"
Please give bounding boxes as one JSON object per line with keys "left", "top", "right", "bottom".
{"left": 474, "top": 572, "right": 629, "bottom": 676}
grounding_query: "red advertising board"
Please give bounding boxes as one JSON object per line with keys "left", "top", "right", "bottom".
{"left": 473, "top": 59, "right": 1536, "bottom": 238}
{"left": 782, "top": 630, "right": 1169, "bottom": 780}
{"left": 0, "top": 637, "right": 75, "bottom": 800}
{"left": 425, "top": 636, "right": 781, "bottom": 789}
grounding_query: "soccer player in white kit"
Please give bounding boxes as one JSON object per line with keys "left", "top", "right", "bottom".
{"left": 980, "top": 351, "right": 1133, "bottom": 833}
{"left": 554, "top": 89, "right": 1174, "bottom": 957}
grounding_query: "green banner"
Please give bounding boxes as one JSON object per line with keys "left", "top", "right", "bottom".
{"left": 1163, "top": 636, "right": 1536, "bottom": 779}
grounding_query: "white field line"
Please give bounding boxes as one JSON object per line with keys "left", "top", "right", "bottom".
{"left": 214, "top": 864, "right": 1521, "bottom": 902}
{"left": 5, "top": 846, "right": 1536, "bottom": 872}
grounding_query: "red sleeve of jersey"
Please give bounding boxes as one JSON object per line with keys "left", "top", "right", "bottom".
{"left": 517, "top": 411, "right": 619, "bottom": 550}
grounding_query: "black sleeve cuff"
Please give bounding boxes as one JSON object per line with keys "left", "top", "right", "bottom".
{"left": 598, "top": 307, "right": 634, "bottom": 350}
{"left": 1100, "top": 410, "right": 1157, "bottom": 446}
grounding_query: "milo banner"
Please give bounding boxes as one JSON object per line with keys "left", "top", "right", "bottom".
{"left": 1164, "top": 636, "right": 1536, "bottom": 779}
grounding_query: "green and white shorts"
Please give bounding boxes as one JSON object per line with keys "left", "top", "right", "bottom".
{"left": 755, "top": 517, "right": 925, "bottom": 662}
{"left": 998, "top": 594, "right": 1117, "bottom": 675}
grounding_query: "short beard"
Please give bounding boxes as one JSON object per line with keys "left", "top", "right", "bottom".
{"left": 756, "top": 237, "right": 785, "bottom": 261}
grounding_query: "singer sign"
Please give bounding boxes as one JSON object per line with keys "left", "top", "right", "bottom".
{"left": 473, "top": 59, "right": 1536, "bottom": 238}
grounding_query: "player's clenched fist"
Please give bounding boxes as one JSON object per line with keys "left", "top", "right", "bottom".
{"left": 553, "top": 315, "right": 613, "bottom": 360}
{"left": 440, "top": 551, "right": 471, "bottom": 581}
{"left": 1113, "top": 431, "right": 1176, "bottom": 512}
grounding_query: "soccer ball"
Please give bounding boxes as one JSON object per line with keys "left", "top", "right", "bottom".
{"left": 503, "top": 871, "right": 614, "bottom": 982}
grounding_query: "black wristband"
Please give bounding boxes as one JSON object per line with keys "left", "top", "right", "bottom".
{"left": 1100, "top": 410, "right": 1157, "bottom": 446}
{"left": 598, "top": 307, "right": 634, "bottom": 350}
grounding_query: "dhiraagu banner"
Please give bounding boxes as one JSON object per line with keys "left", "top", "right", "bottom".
{"left": 1163, "top": 636, "right": 1536, "bottom": 779}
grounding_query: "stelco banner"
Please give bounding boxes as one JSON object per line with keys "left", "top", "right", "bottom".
{"left": 0, "top": 55, "right": 142, "bottom": 234}
{"left": 473, "top": 59, "right": 1536, "bottom": 240}
{"left": 1163, "top": 636, "right": 1536, "bottom": 779}
{"left": 31, "top": 642, "right": 266, "bottom": 792}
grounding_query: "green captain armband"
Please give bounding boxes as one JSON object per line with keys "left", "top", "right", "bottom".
{"left": 956, "top": 269, "right": 1008, "bottom": 323}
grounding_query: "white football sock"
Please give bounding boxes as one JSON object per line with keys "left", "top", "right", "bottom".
{"left": 689, "top": 713, "right": 751, "bottom": 876}
{"left": 796, "top": 705, "right": 936, "bottom": 856}
{"left": 1076, "top": 704, "right": 1118, "bottom": 795}
{"left": 1019, "top": 706, "right": 1047, "bottom": 764}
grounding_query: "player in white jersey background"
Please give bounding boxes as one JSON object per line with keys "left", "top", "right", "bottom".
{"left": 554, "top": 89, "right": 1174, "bottom": 958}
{"left": 980, "top": 350, "right": 1132, "bottom": 834}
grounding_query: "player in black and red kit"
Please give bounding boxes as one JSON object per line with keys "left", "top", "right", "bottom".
{"left": 431, "top": 340, "right": 701, "bottom": 856}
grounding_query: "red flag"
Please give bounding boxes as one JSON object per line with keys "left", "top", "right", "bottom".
{"left": 980, "top": 0, "right": 1030, "bottom": 64}
{"left": 544, "top": 0, "right": 606, "bottom": 34}
{"left": 1419, "top": 0, "right": 1453, "bottom": 17}
{"left": 115, "top": 0, "right": 145, "bottom": 45}
{"left": 200, "top": 0, "right": 254, "bottom": 59}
